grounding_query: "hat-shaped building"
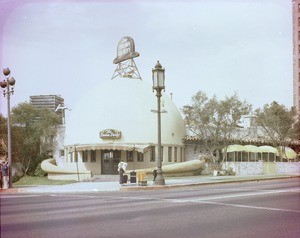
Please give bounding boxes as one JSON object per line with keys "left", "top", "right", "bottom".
{"left": 64, "top": 36, "right": 186, "bottom": 176}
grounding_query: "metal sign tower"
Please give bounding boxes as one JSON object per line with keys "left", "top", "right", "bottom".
{"left": 111, "top": 36, "right": 142, "bottom": 80}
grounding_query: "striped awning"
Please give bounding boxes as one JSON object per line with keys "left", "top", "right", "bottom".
{"left": 222, "top": 145, "right": 296, "bottom": 159}
{"left": 67, "top": 143, "right": 152, "bottom": 153}
{"left": 223, "top": 145, "right": 278, "bottom": 154}
{"left": 222, "top": 144, "right": 245, "bottom": 153}
{"left": 243, "top": 145, "right": 260, "bottom": 153}
{"left": 258, "top": 145, "right": 278, "bottom": 154}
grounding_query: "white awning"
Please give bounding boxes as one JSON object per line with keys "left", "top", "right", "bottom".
{"left": 243, "top": 145, "right": 260, "bottom": 153}
{"left": 222, "top": 144, "right": 244, "bottom": 153}
{"left": 258, "top": 145, "right": 278, "bottom": 154}
{"left": 68, "top": 143, "right": 152, "bottom": 153}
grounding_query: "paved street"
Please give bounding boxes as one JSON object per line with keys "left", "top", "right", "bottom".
{"left": 1, "top": 178, "right": 299, "bottom": 238}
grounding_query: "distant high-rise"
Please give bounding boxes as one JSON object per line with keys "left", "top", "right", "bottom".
{"left": 293, "top": 0, "right": 300, "bottom": 112}
{"left": 30, "top": 95, "right": 64, "bottom": 123}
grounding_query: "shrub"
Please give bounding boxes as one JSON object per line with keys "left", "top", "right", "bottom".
{"left": 33, "top": 163, "right": 47, "bottom": 177}
{"left": 12, "top": 173, "right": 23, "bottom": 183}
{"left": 194, "top": 167, "right": 204, "bottom": 175}
{"left": 225, "top": 167, "right": 236, "bottom": 176}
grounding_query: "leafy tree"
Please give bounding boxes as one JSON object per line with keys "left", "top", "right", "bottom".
{"left": 293, "top": 115, "right": 300, "bottom": 141}
{"left": 0, "top": 114, "right": 7, "bottom": 160}
{"left": 182, "top": 91, "right": 252, "bottom": 170}
{"left": 10, "top": 102, "right": 60, "bottom": 175}
{"left": 255, "top": 101, "right": 297, "bottom": 156}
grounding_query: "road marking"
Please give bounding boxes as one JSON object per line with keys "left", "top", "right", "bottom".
{"left": 0, "top": 194, "right": 43, "bottom": 198}
{"left": 192, "top": 200, "right": 300, "bottom": 214}
{"left": 175, "top": 189, "right": 299, "bottom": 202}
{"left": 211, "top": 188, "right": 300, "bottom": 193}
{"left": 158, "top": 189, "right": 300, "bottom": 214}
{"left": 118, "top": 196, "right": 156, "bottom": 201}
{"left": 48, "top": 194, "right": 97, "bottom": 198}
{"left": 2, "top": 192, "right": 299, "bottom": 214}
{"left": 46, "top": 194, "right": 155, "bottom": 200}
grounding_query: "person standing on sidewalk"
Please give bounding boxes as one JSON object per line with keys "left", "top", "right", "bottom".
{"left": 0, "top": 162, "right": 3, "bottom": 189}
{"left": 2, "top": 161, "right": 9, "bottom": 189}
{"left": 118, "top": 161, "right": 128, "bottom": 185}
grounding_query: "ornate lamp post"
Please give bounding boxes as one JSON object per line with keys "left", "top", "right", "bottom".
{"left": 152, "top": 61, "right": 165, "bottom": 185}
{"left": 0, "top": 68, "right": 16, "bottom": 188}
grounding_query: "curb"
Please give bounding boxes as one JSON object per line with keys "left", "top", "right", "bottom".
{"left": 1, "top": 175, "right": 299, "bottom": 194}
{"left": 120, "top": 175, "right": 300, "bottom": 191}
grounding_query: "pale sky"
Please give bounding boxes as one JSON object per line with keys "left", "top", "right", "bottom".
{"left": 0, "top": 0, "right": 293, "bottom": 115}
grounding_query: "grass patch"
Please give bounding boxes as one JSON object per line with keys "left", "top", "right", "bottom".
{"left": 13, "top": 176, "right": 77, "bottom": 186}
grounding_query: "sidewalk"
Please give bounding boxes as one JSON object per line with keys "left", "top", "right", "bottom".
{"left": 1, "top": 173, "right": 299, "bottom": 194}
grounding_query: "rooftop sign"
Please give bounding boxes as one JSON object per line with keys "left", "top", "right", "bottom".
{"left": 100, "top": 129, "right": 122, "bottom": 139}
{"left": 113, "top": 36, "right": 140, "bottom": 64}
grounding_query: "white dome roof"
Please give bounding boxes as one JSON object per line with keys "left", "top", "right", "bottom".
{"left": 65, "top": 77, "right": 185, "bottom": 146}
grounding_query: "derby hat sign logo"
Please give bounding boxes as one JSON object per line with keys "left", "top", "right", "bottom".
{"left": 113, "top": 36, "right": 140, "bottom": 64}
{"left": 100, "top": 129, "right": 121, "bottom": 139}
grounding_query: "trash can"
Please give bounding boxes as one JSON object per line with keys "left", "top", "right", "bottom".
{"left": 122, "top": 175, "right": 128, "bottom": 184}
{"left": 137, "top": 171, "right": 146, "bottom": 182}
{"left": 137, "top": 171, "right": 147, "bottom": 186}
{"left": 130, "top": 171, "right": 137, "bottom": 183}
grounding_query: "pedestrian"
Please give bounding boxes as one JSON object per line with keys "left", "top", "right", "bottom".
{"left": 118, "top": 167, "right": 124, "bottom": 185}
{"left": 2, "top": 161, "right": 9, "bottom": 189}
{"left": 118, "top": 160, "right": 128, "bottom": 185}
{"left": 0, "top": 162, "right": 3, "bottom": 189}
{"left": 153, "top": 169, "right": 157, "bottom": 181}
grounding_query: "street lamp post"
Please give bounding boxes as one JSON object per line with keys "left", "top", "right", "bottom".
{"left": 152, "top": 61, "right": 165, "bottom": 186}
{"left": 0, "top": 68, "right": 16, "bottom": 188}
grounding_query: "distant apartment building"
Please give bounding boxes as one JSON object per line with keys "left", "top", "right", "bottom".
{"left": 30, "top": 95, "right": 64, "bottom": 124}
{"left": 293, "top": 0, "right": 300, "bottom": 112}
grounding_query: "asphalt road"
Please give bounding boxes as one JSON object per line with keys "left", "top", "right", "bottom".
{"left": 1, "top": 178, "right": 299, "bottom": 238}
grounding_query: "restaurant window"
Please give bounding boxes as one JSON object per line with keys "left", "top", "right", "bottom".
{"left": 150, "top": 146, "right": 155, "bottom": 162}
{"left": 174, "top": 147, "right": 177, "bottom": 162}
{"left": 168, "top": 147, "right": 172, "bottom": 162}
{"left": 60, "top": 149, "right": 65, "bottom": 157}
{"left": 262, "top": 152, "right": 268, "bottom": 162}
{"left": 137, "top": 152, "right": 144, "bottom": 162}
{"left": 74, "top": 152, "right": 78, "bottom": 162}
{"left": 269, "top": 153, "right": 275, "bottom": 162}
{"left": 257, "top": 153, "right": 261, "bottom": 161}
{"left": 91, "top": 150, "right": 96, "bottom": 162}
{"left": 82, "top": 151, "right": 88, "bottom": 162}
{"left": 103, "top": 150, "right": 113, "bottom": 159}
{"left": 249, "top": 153, "right": 256, "bottom": 162}
{"left": 236, "top": 151, "right": 242, "bottom": 162}
{"left": 180, "top": 148, "right": 183, "bottom": 162}
{"left": 241, "top": 152, "right": 248, "bottom": 162}
{"left": 127, "top": 151, "right": 134, "bottom": 162}
{"left": 113, "top": 151, "right": 121, "bottom": 159}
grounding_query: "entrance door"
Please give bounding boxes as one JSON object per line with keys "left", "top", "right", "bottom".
{"left": 101, "top": 150, "right": 121, "bottom": 174}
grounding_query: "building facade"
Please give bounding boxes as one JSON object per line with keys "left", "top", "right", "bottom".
{"left": 41, "top": 35, "right": 299, "bottom": 181}
{"left": 30, "top": 95, "right": 65, "bottom": 123}
{"left": 63, "top": 77, "right": 186, "bottom": 176}
{"left": 293, "top": 0, "right": 300, "bottom": 112}
{"left": 30, "top": 94, "right": 66, "bottom": 160}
